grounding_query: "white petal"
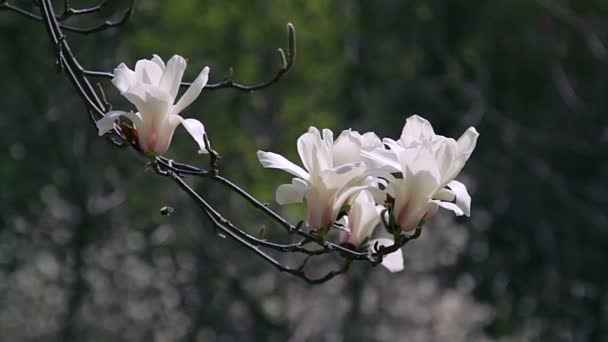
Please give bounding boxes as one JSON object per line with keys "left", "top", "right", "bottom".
{"left": 297, "top": 127, "right": 323, "bottom": 173}
{"left": 333, "top": 129, "right": 361, "bottom": 166}
{"left": 433, "top": 138, "right": 458, "bottom": 181}
{"left": 151, "top": 54, "right": 166, "bottom": 70}
{"left": 346, "top": 191, "right": 382, "bottom": 246}
{"left": 159, "top": 55, "right": 187, "bottom": 101}
{"left": 179, "top": 117, "right": 208, "bottom": 154}
{"left": 404, "top": 147, "right": 441, "bottom": 183}
{"left": 400, "top": 115, "right": 436, "bottom": 145}
{"left": 276, "top": 178, "right": 309, "bottom": 204}
{"left": 257, "top": 151, "right": 310, "bottom": 181}
{"left": 443, "top": 126, "right": 479, "bottom": 183}
{"left": 96, "top": 111, "right": 142, "bottom": 136}
{"left": 457, "top": 127, "right": 479, "bottom": 159}
{"left": 122, "top": 84, "right": 171, "bottom": 119}
{"left": 173, "top": 66, "right": 210, "bottom": 116}
{"left": 370, "top": 238, "right": 404, "bottom": 273}
{"left": 433, "top": 188, "right": 455, "bottom": 202}
{"left": 436, "top": 201, "right": 464, "bottom": 216}
{"left": 361, "top": 147, "right": 401, "bottom": 173}
{"left": 360, "top": 132, "right": 382, "bottom": 148}
{"left": 447, "top": 180, "right": 471, "bottom": 216}
{"left": 135, "top": 58, "right": 163, "bottom": 85}
{"left": 112, "top": 63, "right": 137, "bottom": 93}
{"left": 96, "top": 110, "right": 128, "bottom": 135}
{"left": 333, "top": 130, "right": 381, "bottom": 166}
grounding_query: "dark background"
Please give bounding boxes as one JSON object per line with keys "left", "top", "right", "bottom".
{"left": 1, "top": 1, "right": 607, "bottom": 341}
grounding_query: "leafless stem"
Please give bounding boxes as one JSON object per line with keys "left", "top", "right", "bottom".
{"left": 1, "top": 0, "right": 135, "bottom": 34}
{"left": 76, "top": 22, "right": 297, "bottom": 92}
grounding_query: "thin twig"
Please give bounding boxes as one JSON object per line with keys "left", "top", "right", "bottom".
{"left": 0, "top": 0, "right": 134, "bottom": 34}
{"left": 78, "top": 23, "right": 297, "bottom": 92}
{"left": 58, "top": 0, "right": 109, "bottom": 21}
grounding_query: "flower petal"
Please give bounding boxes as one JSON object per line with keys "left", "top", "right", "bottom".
{"left": 121, "top": 84, "right": 171, "bottom": 119}
{"left": 400, "top": 115, "right": 436, "bottom": 146}
{"left": 447, "top": 180, "right": 471, "bottom": 216}
{"left": 436, "top": 201, "right": 464, "bottom": 216}
{"left": 257, "top": 151, "right": 310, "bottom": 181}
{"left": 151, "top": 54, "right": 166, "bottom": 70}
{"left": 96, "top": 111, "right": 142, "bottom": 135}
{"left": 179, "top": 117, "right": 208, "bottom": 154}
{"left": 433, "top": 188, "right": 455, "bottom": 202}
{"left": 457, "top": 127, "right": 479, "bottom": 160}
{"left": 96, "top": 111, "right": 127, "bottom": 135}
{"left": 135, "top": 58, "right": 163, "bottom": 85}
{"left": 276, "top": 178, "right": 309, "bottom": 204}
{"left": 370, "top": 238, "right": 404, "bottom": 273}
{"left": 361, "top": 147, "right": 401, "bottom": 173}
{"left": 333, "top": 130, "right": 382, "bottom": 166}
{"left": 112, "top": 63, "right": 137, "bottom": 93}
{"left": 443, "top": 127, "right": 479, "bottom": 183}
{"left": 173, "top": 66, "right": 210, "bottom": 116}
{"left": 297, "top": 127, "right": 333, "bottom": 173}
{"left": 297, "top": 127, "right": 320, "bottom": 173}
{"left": 159, "top": 55, "right": 187, "bottom": 101}
{"left": 344, "top": 191, "right": 382, "bottom": 246}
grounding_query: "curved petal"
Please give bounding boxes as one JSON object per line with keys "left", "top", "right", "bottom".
{"left": 297, "top": 127, "right": 322, "bottom": 173}
{"left": 436, "top": 201, "right": 464, "bottom": 216}
{"left": 135, "top": 58, "right": 163, "bottom": 85}
{"left": 361, "top": 132, "right": 382, "bottom": 147}
{"left": 257, "top": 151, "right": 310, "bottom": 181}
{"left": 179, "top": 117, "right": 208, "bottom": 154}
{"left": 443, "top": 127, "right": 479, "bottom": 183}
{"left": 404, "top": 147, "right": 441, "bottom": 183}
{"left": 276, "top": 178, "right": 309, "bottom": 204}
{"left": 400, "top": 115, "right": 435, "bottom": 146}
{"left": 112, "top": 63, "right": 137, "bottom": 93}
{"left": 370, "top": 238, "right": 404, "bottom": 273}
{"left": 333, "top": 129, "right": 361, "bottom": 166}
{"left": 96, "top": 111, "right": 142, "bottom": 135}
{"left": 159, "top": 55, "right": 187, "bottom": 101}
{"left": 151, "top": 54, "right": 166, "bottom": 70}
{"left": 433, "top": 138, "right": 458, "bottom": 181}
{"left": 457, "top": 127, "right": 479, "bottom": 159}
{"left": 173, "top": 66, "right": 210, "bottom": 116}
{"left": 96, "top": 111, "right": 128, "bottom": 135}
{"left": 122, "top": 84, "right": 171, "bottom": 119}
{"left": 333, "top": 130, "right": 381, "bottom": 166}
{"left": 447, "top": 180, "right": 471, "bottom": 216}
{"left": 346, "top": 191, "right": 382, "bottom": 246}
{"left": 392, "top": 166, "right": 440, "bottom": 231}
{"left": 361, "top": 147, "right": 401, "bottom": 173}
{"left": 433, "top": 188, "right": 455, "bottom": 202}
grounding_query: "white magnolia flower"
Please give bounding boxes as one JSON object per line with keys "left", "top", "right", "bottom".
{"left": 332, "top": 129, "right": 382, "bottom": 166}
{"left": 340, "top": 190, "right": 383, "bottom": 247}
{"left": 339, "top": 191, "right": 404, "bottom": 272}
{"left": 257, "top": 127, "right": 378, "bottom": 229}
{"left": 96, "top": 55, "right": 210, "bottom": 156}
{"left": 363, "top": 115, "right": 479, "bottom": 231}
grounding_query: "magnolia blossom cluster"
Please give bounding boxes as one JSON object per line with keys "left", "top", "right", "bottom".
{"left": 96, "top": 55, "right": 479, "bottom": 273}
{"left": 97, "top": 55, "right": 210, "bottom": 156}
{"left": 258, "top": 116, "right": 479, "bottom": 272}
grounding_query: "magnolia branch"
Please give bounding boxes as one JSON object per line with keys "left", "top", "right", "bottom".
{"left": 16, "top": 0, "right": 408, "bottom": 284}
{"left": 4, "top": 0, "right": 478, "bottom": 284}
{"left": 78, "top": 23, "right": 297, "bottom": 92}
{"left": 0, "top": 0, "right": 135, "bottom": 34}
